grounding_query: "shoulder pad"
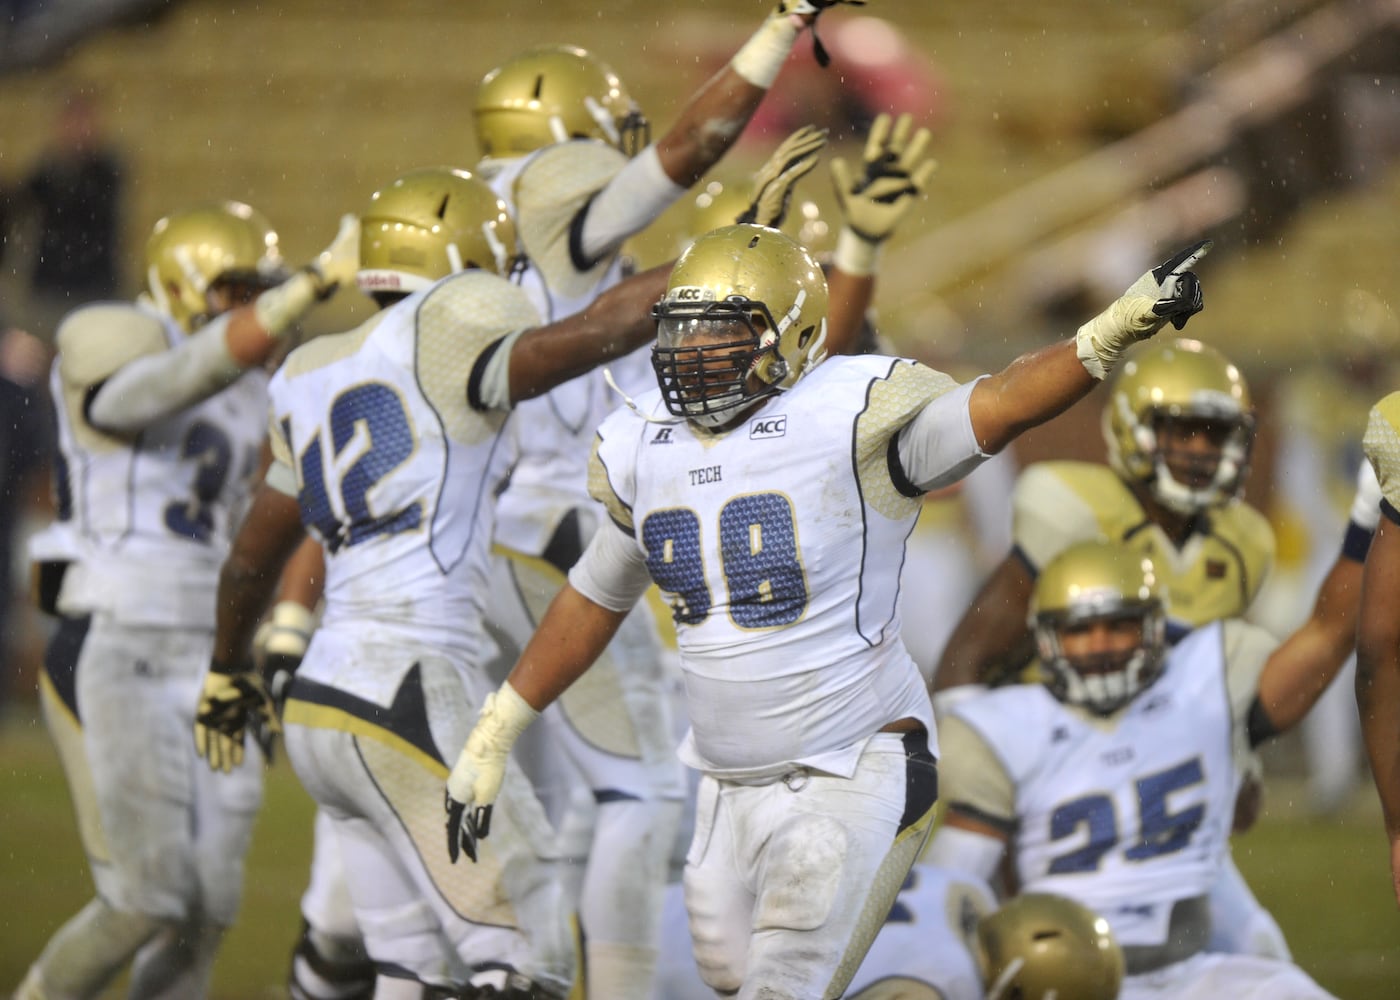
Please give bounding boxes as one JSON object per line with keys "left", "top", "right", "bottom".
{"left": 1364, "top": 391, "right": 1400, "bottom": 509}
{"left": 514, "top": 140, "right": 629, "bottom": 299}
{"left": 56, "top": 303, "right": 169, "bottom": 388}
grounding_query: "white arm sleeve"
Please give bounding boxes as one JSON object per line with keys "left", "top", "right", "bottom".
{"left": 473, "top": 327, "right": 529, "bottom": 411}
{"left": 1351, "top": 458, "right": 1383, "bottom": 534}
{"left": 577, "top": 146, "right": 688, "bottom": 263}
{"left": 87, "top": 313, "right": 243, "bottom": 433}
{"left": 923, "top": 826, "right": 1007, "bottom": 885}
{"left": 895, "top": 377, "right": 990, "bottom": 491}
{"left": 567, "top": 519, "right": 654, "bottom": 613}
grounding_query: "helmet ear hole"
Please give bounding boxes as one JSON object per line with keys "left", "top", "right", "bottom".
{"left": 797, "top": 325, "right": 816, "bottom": 348}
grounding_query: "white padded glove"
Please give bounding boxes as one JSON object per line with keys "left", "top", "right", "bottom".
{"left": 253, "top": 214, "right": 361, "bottom": 336}
{"left": 1075, "top": 239, "right": 1213, "bottom": 380}
{"left": 739, "top": 124, "right": 828, "bottom": 230}
{"left": 445, "top": 682, "right": 539, "bottom": 863}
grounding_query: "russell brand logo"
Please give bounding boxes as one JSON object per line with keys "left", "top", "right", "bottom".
{"left": 749, "top": 415, "right": 787, "bottom": 439}
{"left": 651, "top": 427, "right": 675, "bottom": 444}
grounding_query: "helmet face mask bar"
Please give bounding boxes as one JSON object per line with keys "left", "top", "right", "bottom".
{"left": 651, "top": 224, "right": 829, "bottom": 431}
{"left": 651, "top": 295, "right": 789, "bottom": 429}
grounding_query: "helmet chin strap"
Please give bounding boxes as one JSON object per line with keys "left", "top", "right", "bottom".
{"left": 602, "top": 367, "right": 682, "bottom": 425}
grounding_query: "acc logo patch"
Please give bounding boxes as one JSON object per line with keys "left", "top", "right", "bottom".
{"left": 668, "top": 285, "right": 713, "bottom": 303}
{"left": 749, "top": 415, "right": 787, "bottom": 439}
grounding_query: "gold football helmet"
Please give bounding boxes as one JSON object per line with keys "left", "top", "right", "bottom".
{"left": 357, "top": 167, "right": 519, "bottom": 296}
{"left": 978, "top": 893, "right": 1124, "bottom": 1000}
{"left": 144, "top": 201, "right": 284, "bottom": 332}
{"left": 652, "top": 224, "right": 829, "bottom": 429}
{"left": 1103, "top": 337, "right": 1254, "bottom": 515}
{"left": 1029, "top": 539, "right": 1166, "bottom": 716}
{"left": 474, "top": 45, "right": 650, "bottom": 158}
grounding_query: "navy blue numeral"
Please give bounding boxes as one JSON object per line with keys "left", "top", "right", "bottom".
{"left": 293, "top": 384, "right": 422, "bottom": 552}
{"left": 1047, "top": 757, "right": 1206, "bottom": 874}
{"left": 1047, "top": 795, "right": 1116, "bottom": 874}
{"left": 719, "top": 494, "right": 806, "bottom": 627}
{"left": 643, "top": 493, "right": 809, "bottom": 628}
{"left": 1125, "top": 759, "right": 1205, "bottom": 860}
{"left": 642, "top": 509, "right": 710, "bottom": 625}
{"left": 163, "top": 421, "right": 232, "bottom": 542}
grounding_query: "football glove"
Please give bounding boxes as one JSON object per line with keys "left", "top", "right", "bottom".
{"left": 830, "top": 112, "right": 936, "bottom": 245}
{"left": 254, "top": 214, "right": 361, "bottom": 337}
{"left": 194, "top": 660, "right": 280, "bottom": 773}
{"left": 249, "top": 600, "right": 315, "bottom": 762}
{"left": 1074, "top": 239, "right": 1213, "bottom": 380}
{"left": 306, "top": 213, "right": 361, "bottom": 300}
{"left": 446, "top": 682, "right": 539, "bottom": 864}
{"left": 778, "top": 0, "right": 867, "bottom": 67}
{"left": 738, "top": 125, "right": 828, "bottom": 229}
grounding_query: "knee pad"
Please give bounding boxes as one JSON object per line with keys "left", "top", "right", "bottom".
{"left": 754, "top": 814, "right": 848, "bottom": 932}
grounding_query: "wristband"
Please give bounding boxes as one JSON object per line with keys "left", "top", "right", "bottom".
{"left": 253, "top": 269, "right": 320, "bottom": 338}
{"left": 832, "top": 227, "right": 881, "bottom": 277}
{"left": 730, "top": 12, "right": 801, "bottom": 88}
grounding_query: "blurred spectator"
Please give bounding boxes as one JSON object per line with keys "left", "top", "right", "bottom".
{"left": 4, "top": 86, "right": 125, "bottom": 344}
{"left": 0, "top": 325, "right": 52, "bottom": 713}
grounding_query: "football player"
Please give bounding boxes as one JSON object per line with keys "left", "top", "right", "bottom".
{"left": 1356, "top": 391, "right": 1400, "bottom": 905}
{"left": 471, "top": 7, "right": 916, "bottom": 993}
{"left": 927, "top": 540, "right": 1341, "bottom": 999}
{"left": 15, "top": 201, "right": 358, "bottom": 1000}
{"left": 931, "top": 336, "right": 1294, "bottom": 958}
{"left": 191, "top": 167, "right": 675, "bottom": 999}
{"left": 444, "top": 224, "right": 1213, "bottom": 999}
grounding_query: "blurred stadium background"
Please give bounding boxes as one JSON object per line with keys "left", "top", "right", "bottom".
{"left": 2, "top": 0, "right": 1400, "bottom": 995}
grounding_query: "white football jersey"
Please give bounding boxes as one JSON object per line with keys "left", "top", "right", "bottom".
{"left": 948, "top": 622, "right": 1253, "bottom": 949}
{"left": 587, "top": 355, "right": 976, "bottom": 781}
{"left": 266, "top": 271, "right": 538, "bottom": 691}
{"left": 483, "top": 141, "right": 650, "bottom": 554}
{"left": 52, "top": 302, "right": 267, "bottom": 627}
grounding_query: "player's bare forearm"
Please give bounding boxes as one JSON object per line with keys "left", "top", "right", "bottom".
{"left": 214, "top": 483, "right": 308, "bottom": 666}
{"left": 968, "top": 340, "right": 1096, "bottom": 454}
{"left": 508, "top": 265, "right": 671, "bottom": 403}
{"left": 933, "top": 555, "right": 1036, "bottom": 691}
{"left": 1357, "top": 519, "right": 1400, "bottom": 857}
{"left": 507, "top": 583, "right": 630, "bottom": 711}
{"left": 657, "top": 69, "right": 769, "bottom": 188}
{"left": 1258, "top": 552, "right": 1363, "bottom": 732}
{"left": 276, "top": 536, "right": 325, "bottom": 609}
{"left": 825, "top": 267, "right": 875, "bottom": 357}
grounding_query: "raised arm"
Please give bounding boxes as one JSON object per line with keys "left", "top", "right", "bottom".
{"left": 87, "top": 217, "right": 358, "bottom": 434}
{"left": 1358, "top": 513, "right": 1400, "bottom": 904}
{"left": 932, "top": 553, "right": 1038, "bottom": 693}
{"left": 825, "top": 112, "right": 936, "bottom": 357}
{"left": 1255, "top": 541, "right": 1365, "bottom": 733}
{"left": 506, "top": 264, "right": 671, "bottom": 403}
{"left": 653, "top": 3, "right": 830, "bottom": 187}
{"left": 968, "top": 241, "right": 1212, "bottom": 455}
